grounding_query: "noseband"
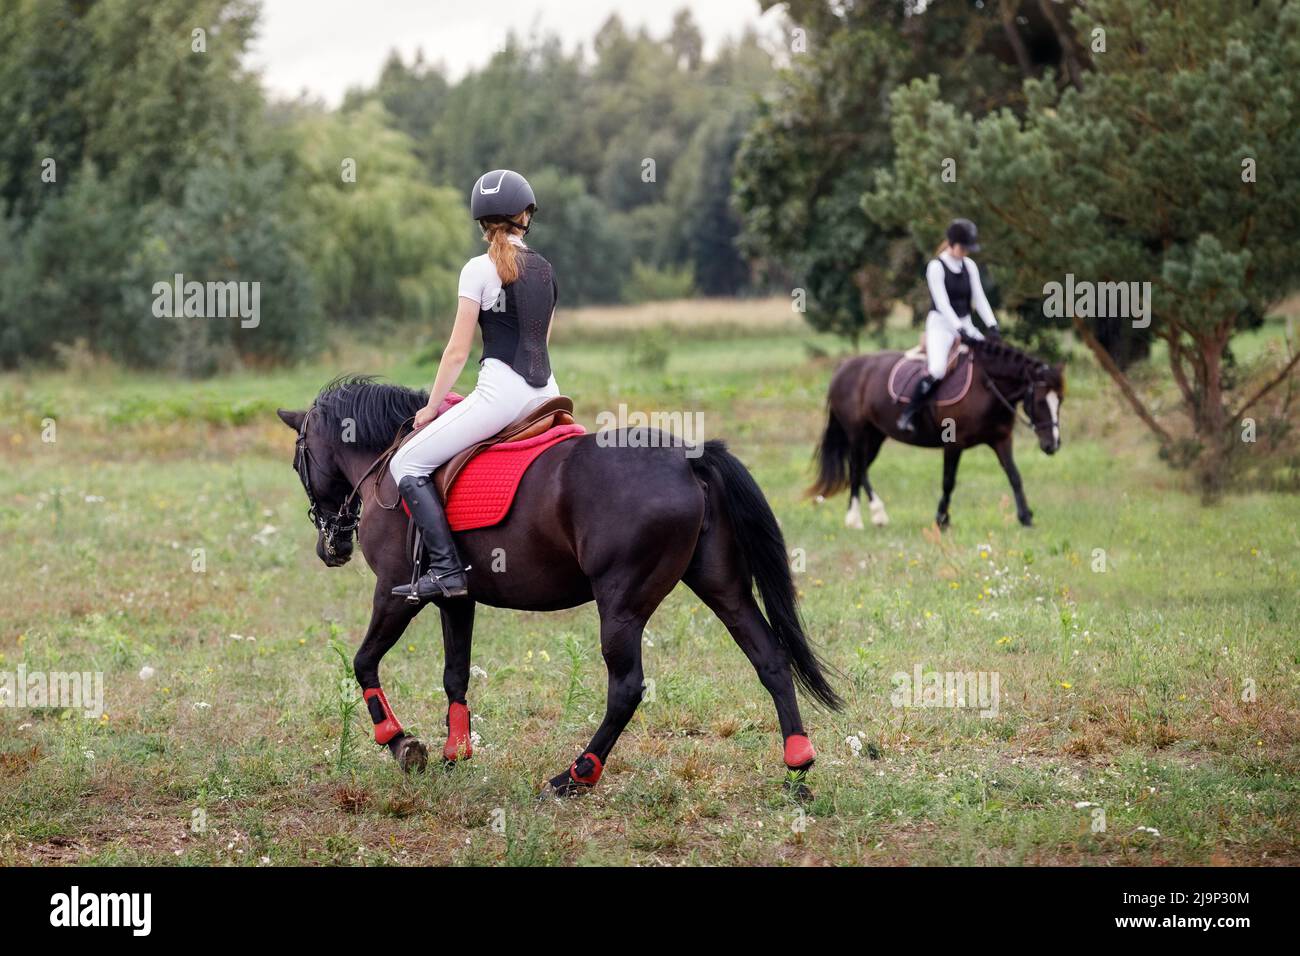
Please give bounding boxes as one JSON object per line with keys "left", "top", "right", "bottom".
{"left": 294, "top": 406, "right": 361, "bottom": 557}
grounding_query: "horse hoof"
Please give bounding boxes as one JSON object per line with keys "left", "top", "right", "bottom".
{"left": 539, "top": 770, "right": 594, "bottom": 800}
{"left": 393, "top": 736, "right": 428, "bottom": 774}
{"left": 935, "top": 514, "right": 951, "bottom": 530}
{"left": 1019, "top": 514, "right": 1034, "bottom": 527}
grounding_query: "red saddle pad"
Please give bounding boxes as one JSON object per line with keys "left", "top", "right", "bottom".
{"left": 887, "top": 350, "right": 975, "bottom": 407}
{"left": 444, "top": 424, "right": 586, "bottom": 531}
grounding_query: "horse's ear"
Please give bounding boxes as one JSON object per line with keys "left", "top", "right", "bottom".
{"left": 277, "top": 408, "right": 306, "bottom": 431}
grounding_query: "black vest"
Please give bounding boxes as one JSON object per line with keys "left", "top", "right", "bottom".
{"left": 478, "top": 249, "right": 557, "bottom": 387}
{"left": 930, "top": 257, "right": 972, "bottom": 318}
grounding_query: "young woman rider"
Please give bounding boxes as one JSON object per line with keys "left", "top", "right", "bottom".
{"left": 897, "top": 218, "right": 1001, "bottom": 433}
{"left": 388, "top": 169, "right": 560, "bottom": 601}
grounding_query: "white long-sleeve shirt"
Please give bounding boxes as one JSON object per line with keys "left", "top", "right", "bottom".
{"left": 926, "top": 251, "right": 998, "bottom": 337}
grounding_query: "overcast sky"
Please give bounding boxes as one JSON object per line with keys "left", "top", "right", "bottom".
{"left": 247, "top": 0, "right": 780, "bottom": 105}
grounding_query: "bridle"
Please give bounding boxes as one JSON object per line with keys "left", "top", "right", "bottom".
{"left": 293, "top": 406, "right": 360, "bottom": 558}
{"left": 293, "top": 405, "right": 416, "bottom": 558}
{"left": 980, "top": 366, "right": 1056, "bottom": 438}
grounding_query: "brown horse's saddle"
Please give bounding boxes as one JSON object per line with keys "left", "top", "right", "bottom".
{"left": 421, "top": 396, "right": 575, "bottom": 500}
{"left": 887, "top": 341, "right": 975, "bottom": 407}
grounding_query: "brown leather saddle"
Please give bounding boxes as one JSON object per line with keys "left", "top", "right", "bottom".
{"left": 887, "top": 341, "right": 975, "bottom": 407}
{"left": 418, "top": 396, "right": 575, "bottom": 500}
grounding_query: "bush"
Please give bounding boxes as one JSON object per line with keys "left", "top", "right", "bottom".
{"left": 624, "top": 261, "right": 695, "bottom": 303}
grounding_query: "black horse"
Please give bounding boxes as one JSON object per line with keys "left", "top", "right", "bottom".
{"left": 277, "top": 377, "right": 841, "bottom": 796}
{"left": 811, "top": 338, "right": 1065, "bottom": 529}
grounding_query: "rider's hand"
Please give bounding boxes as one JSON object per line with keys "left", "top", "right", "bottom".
{"left": 413, "top": 403, "right": 438, "bottom": 430}
{"left": 985, "top": 326, "right": 1001, "bottom": 340}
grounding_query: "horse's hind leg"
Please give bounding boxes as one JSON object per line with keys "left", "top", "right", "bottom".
{"left": 845, "top": 427, "right": 888, "bottom": 529}
{"left": 684, "top": 541, "right": 814, "bottom": 796}
{"left": 544, "top": 604, "right": 649, "bottom": 797}
{"left": 545, "top": 532, "right": 697, "bottom": 797}
{"left": 689, "top": 582, "right": 813, "bottom": 786}
{"left": 438, "top": 599, "right": 476, "bottom": 764}
{"left": 354, "top": 582, "right": 428, "bottom": 772}
{"left": 861, "top": 427, "right": 889, "bottom": 526}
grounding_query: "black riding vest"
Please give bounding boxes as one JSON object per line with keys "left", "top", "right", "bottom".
{"left": 478, "top": 249, "right": 557, "bottom": 387}
{"left": 930, "top": 257, "right": 972, "bottom": 318}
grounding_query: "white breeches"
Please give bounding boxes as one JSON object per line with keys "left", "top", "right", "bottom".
{"left": 389, "top": 358, "right": 560, "bottom": 481}
{"left": 924, "top": 311, "right": 984, "bottom": 379}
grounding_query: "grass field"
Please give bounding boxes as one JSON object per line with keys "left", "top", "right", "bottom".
{"left": 1, "top": 300, "right": 1297, "bottom": 866}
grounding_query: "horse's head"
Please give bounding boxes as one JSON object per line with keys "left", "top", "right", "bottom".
{"left": 1025, "top": 364, "right": 1065, "bottom": 455}
{"left": 277, "top": 407, "right": 359, "bottom": 567}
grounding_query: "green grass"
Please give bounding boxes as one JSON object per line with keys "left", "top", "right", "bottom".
{"left": 1, "top": 304, "right": 1297, "bottom": 866}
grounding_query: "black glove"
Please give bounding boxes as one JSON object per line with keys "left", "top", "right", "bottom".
{"left": 984, "top": 326, "right": 1001, "bottom": 341}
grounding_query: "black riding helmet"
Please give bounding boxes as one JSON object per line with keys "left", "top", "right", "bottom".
{"left": 946, "top": 217, "right": 981, "bottom": 253}
{"left": 470, "top": 169, "right": 537, "bottom": 231}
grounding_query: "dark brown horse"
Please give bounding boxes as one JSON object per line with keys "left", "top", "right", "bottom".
{"left": 277, "top": 377, "right": 841, "bottom": 796}
{"left": 810, "top": 338, "right": 1064, "bottom": 529}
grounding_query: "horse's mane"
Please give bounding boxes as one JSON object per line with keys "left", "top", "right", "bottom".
{"left": 968, "top": 338, "right": 1061, "bottom": 391}
{"left": 312, "top": 375, "right": 427, "bottom": 453}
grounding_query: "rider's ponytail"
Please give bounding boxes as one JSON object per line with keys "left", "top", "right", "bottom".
{"left": 934, "top": 239, "right": 950, "bottom": 256}
{"left": 484, "top": 212, "right": 530, "bottom": 285}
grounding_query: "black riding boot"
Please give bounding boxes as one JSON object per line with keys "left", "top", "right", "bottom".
{"left": 897, "top": 374, "right": 938, "bottom": 433}
{"left": 391, "top": 474, "right": 469, "bottom": 602}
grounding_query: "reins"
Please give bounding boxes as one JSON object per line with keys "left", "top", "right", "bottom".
{"left": 338, "top": 416, "right": 418, "bottom": 515}
{"left": 294, "top": 408, "right": 417, "bottom": 554}
{"left": 980, "top": 370, "right": 1038, "bottom": 430}
{"left": 973, "top": 348, "right": 1055, "bottom": 437}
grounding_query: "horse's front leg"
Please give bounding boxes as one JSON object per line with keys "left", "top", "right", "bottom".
{"left": 438, "top": 599, "right": 476, "bottom": 765}
{"left": 936, "top": 444, "right": 962, "bottom": 528}
{"left": 992, "top": 435, "right": 1033, "bottom": 526}
{"left": 354, "top": 582, "right": 428, "bottom": 772}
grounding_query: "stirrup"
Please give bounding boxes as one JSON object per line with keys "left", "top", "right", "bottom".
{"left": 392, "top": 566, "right": 471, "bottom": 603}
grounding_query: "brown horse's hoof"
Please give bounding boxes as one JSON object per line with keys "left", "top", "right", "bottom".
{"left": 393, "top": 736, "right": 428, "bottom": 774}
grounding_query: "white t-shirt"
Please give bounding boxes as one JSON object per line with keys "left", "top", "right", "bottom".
{"left": 457, "top": 234, "right": 526, "bottom": 310}
{"left": 926, "top": 251, "right": 998, "bottom": 337}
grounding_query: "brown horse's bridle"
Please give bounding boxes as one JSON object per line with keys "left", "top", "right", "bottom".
{"left": 293, "top": 407, "right": 416, "bottom": 557}
{"left": 980, "top": 368, "right": 1054, "bottom": 437}
{"left": 293, "top": 406, "right": 361, "bottom": 558}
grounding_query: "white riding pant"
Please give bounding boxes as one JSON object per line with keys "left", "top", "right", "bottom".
{"left": 924, "top": 311, "right": 984, "bottom": 379}
{"left": 389, "top": 358, "right": 560, "bottom": 481}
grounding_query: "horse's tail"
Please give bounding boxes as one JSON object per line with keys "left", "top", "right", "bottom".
{"left": 691, "top": 441, "right": 843, "bottom": 711}
{"left": 807, "top": 404, "right": 850, "bottom": 499}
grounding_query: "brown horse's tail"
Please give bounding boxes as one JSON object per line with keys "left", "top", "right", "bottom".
{"left": 807, "top": 405, "right": 850, "bottom": 499}
{"left": 691, "top": 441, "right": 844, "bottom": 711}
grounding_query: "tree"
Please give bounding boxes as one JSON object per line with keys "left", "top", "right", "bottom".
{"left": 281, "top": 101, "right": 469, "bottom": 329}
{"left": 734, "top": 0, "right": 1087, "bottom": 343}
{"left": 525, "top": 168, "right": 630, "bottom": 306}
{"left": 0, "top": 0, "right": 302, "bottom": 374}
{"left": 867, "top": 0, "right": 1300, "bottom": 498}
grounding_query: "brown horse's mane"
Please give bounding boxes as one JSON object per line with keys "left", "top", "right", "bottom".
{"left": 968, "top": 339, "right": 1063, "bottom": 392}
{"left": 313, "top": 375, "right": 428, "bottom": 453}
